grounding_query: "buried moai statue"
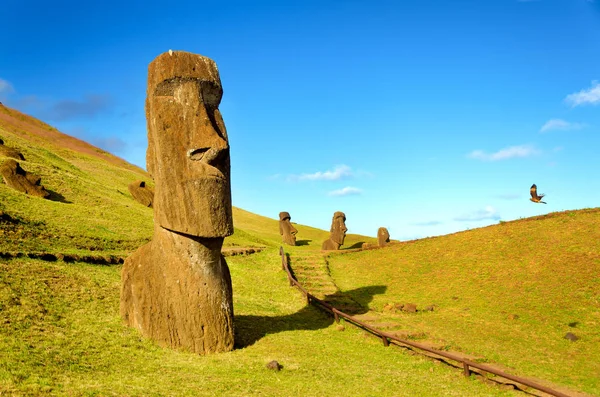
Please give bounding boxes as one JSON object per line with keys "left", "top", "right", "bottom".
{"left": 128, "top": 180, "right": 154, "bottom": 207}
{"left": 279, "top": 211, "right": 298, "bottom": 246}
{"left": 120, "top": 51, "right": 235, "bottom": 354}
{"left": 0, "top": 139, "right": 26, "bottom": 161}
{"left": 321, "top": 211, "right": 347, "bottom": 250}
{"left": 0, "top": 159, "right": 49, "bottom": 198}
{"left": 377, "top": 227, "right": 390, "bottom": 247}
{"left": 362, "top": 227, "right": 391, "bottom": 249}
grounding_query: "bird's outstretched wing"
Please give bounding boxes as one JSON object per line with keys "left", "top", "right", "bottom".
{"left": 530, "top": 184, "right": 547, "bottom": 203}
{"left": 530, "top": 184, "right": 538, "bottom": 199}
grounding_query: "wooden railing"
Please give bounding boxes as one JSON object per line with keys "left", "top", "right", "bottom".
{"left": 279, "top": 247, "right": 572, "bottom": 397}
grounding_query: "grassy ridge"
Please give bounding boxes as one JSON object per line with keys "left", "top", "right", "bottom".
{"left": 1, "top": 105, "right": 155, "bottom": 255}
{"left": 327, "top": 209, "right": 600, "bottom": 395}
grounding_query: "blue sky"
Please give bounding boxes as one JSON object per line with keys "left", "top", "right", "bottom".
{"left": 1, "top": 0, "right": 599, "bottom": 240}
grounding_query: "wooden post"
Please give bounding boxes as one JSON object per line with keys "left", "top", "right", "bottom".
{"left": 463, "top": 362, "right": 470, "bottom": 377}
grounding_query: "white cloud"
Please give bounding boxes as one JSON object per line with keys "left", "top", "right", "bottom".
{"left": 540, "top": 118, "right": 586, "bottom": 133}
{"left": 564, "top": 81, "right": 600, "bottom": 107}
{"left": 454, "top": 206, "right": 501, "bottom": 222}
{"left": 327, "top": 186, "right": 362, "bottom": 197}
{"left": 290, "top": 164, "right": 353, "bottom": 181}
{"left": 411, "top": 220, "right": 443, "bottom": 226}
{"left": 467, "top": 145, "right": 539, "bottom": 161}
{"left": 0, "top": 78, "right": 14, "bottom": 97}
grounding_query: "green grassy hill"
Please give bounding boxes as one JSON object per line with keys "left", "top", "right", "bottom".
{"left": 327, "top": 209, "right": 600, "bottom": 395}
{"left": 1, "top": 104, "right": 595, "bottom": 396}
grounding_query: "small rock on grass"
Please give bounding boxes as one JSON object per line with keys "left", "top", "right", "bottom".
{"left": 564, "top": 332, "right": 578, "bottom": 342}
{"left": 266, "top": 360, "right": 282, "bottom": 371}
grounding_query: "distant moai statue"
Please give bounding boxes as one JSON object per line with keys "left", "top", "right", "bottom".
{"left": 120, "top": 51, "right": 235, "bottom": 354}
{"left": 377, "top": 227, "right": 390, "bottom": 247}
{"left": 0, "top": 159, "right": 49, "bottom": 198}
{"left": 362, "top": 227, "right": 391, "bottom": 249}
{"left": 128, "top": 180, "right": 154, "bottom": 207}
{"left": 279, "top": 211, "right": 298, "bottom": 246}
{"left": 0, "top": 139, "right": 26, "bottom": 161}
{"left": 322, "top": 211, "right": 347, "bottom": 250}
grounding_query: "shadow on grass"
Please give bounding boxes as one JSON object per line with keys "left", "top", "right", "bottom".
{"left": 234, "top": 285, "right": 386, "bottom": 348}
{"left": 46, "top": 189, "right": 72, "bottom": 204}
{"left": 345, "top": 241, "right": 365, "bottom": 249}
{"left": 295, "top": 239, "right": 312, "bottom": 246}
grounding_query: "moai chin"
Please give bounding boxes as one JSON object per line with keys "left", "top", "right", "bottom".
{"left": 120, "top": 51, "right": 234, "bottom": 354}
{"left": 321, "top": 211, "right": 347, "bottom": 250}
{"left": 377, "top": 227, "right": 390, "bottom": 247}
{"left": 279, "top": 211, "right": 298, "bottom": 246}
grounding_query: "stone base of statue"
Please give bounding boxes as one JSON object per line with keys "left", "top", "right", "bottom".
{"left": 120, "top": 226, "right": 234, "bottom": 354}
{"left": 321, "top": 239, "right": 341, "bottom": 250}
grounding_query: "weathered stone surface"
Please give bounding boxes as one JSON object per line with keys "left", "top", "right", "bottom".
{"left": 121, "top": 227, "right": 234, "bottom": 353}
{"left": 321, "top": 211, "right": 347, "bottom": 250}
{"left": 121, "top": 51, "right": 235, "bottom": 355}
{"left": 377, "top": 227, "right": 390, "bottom": 247}
{"left": 146, "top": 51, "right": 232, "bottom": 238}
{"left": 128, "top": 180, "right": 154, "bottom": 207}
{"left": 0, "top": 141, "right": 25, "bottom": 161}
{"left": 0, "top": 159, "right": 49, "bottom": 198}
{"left": 279, "top": 211, "right": 297, "bottom": 246}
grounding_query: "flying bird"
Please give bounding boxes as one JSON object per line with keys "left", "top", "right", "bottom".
{"left": 530, "top": 184, "right": 547, "bottom": 204}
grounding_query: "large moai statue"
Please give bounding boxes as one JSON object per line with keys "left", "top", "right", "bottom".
{"left": 0, "top": 159, "right": 49, "bottom": 198}
{"left": 279, "top": 211, "right": 298, "bottom": 246}
{"left": 321, "top": 211, "right": 347, "bottom": 250}
{"left": 120, "top": 51, "right": 235, "bottom": 354}
{"left": 377, "top": 227, "right": 390, "bottom": 247}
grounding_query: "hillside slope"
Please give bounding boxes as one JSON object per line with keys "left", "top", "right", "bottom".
{"left": 0, "top": 104, "right": 374, "bottom": 255}
{"left": 326, "top": 208, "right": 600, "bottom": 395}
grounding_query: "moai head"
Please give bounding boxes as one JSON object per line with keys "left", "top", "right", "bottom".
{"left": 146, "top": 51, "right": 233, "bottom": 238}
{"left": 0, "top": 139, "right": 25, "bottom": 161}
{"left": 279, "top": 211, "right": 298, "bottom": 246}
{"left": 329, "top": 211, "right": 348, "bottom": 246}
{"left": 377, "top": 227, "right": 390, "bottom": 247}
{"left": 128, "top": 180, "right": 154, "bottom": 208}
{"left": 0, "top": 159, "right": 49, "bottom": 198}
